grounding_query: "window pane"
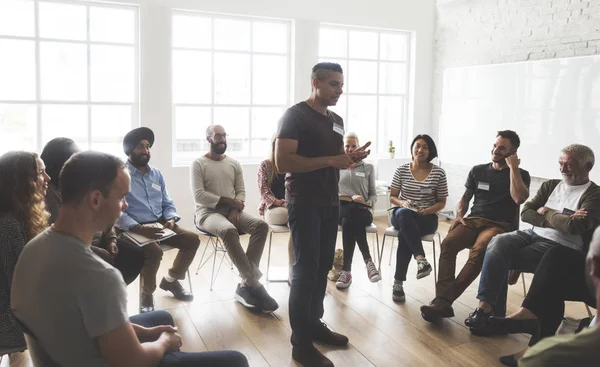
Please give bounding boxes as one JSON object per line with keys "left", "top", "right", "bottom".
{"left": 380, "top": 32, "right": 407, "bottom": 61}
{"left": 0, "top": 40, "right": 35, "bottom": 100}
{"left": 41, "top": 104, "right": 88, "bottom": 148}
{"left": 379, "top": 96, "right": 404, "bottom": 154}
{"left": 175, "top": 106, "right": 210, "bottom": 140}
{"left": 319, "top": 28, "right": 347, "bottom": 58}
{"left": 173, "top": 50, "right": 211, "bottom": 104}
{"left": 0, "top": 104, "right": 36, "bottom": 154}
{"left": 347, "top": 96, "right": 377, "bottom": 148}
{"left": 214, "top": 107, "right": 248, "bottom": 156}
{"left": 91, "top": 45, "right": 134, "bottom": 102}
{"left": 251, "top": 107, "right": 283, "bottom": 157}
{"left": 253, "top": 22, "right": 287, "bottom": 53}
{"left": 173, "top": 14, "right": 211, "bottom": 49}
{"left": 90, "top": 105, "right": 131, "bottom": 152}
{"left": 348, "top": 61, "right": 377, "bottom": 94}
{"left": 0, "top": 0, "right": 34, "bottom": 37}
{"left": 39, "top": 2, "right": 86, "bottom": 41}
{"left": 90, "top": 7, "right": 135, "bottom": 44}
{"left": 253, "top": 55, "right": 287, "bottom": 105}
{"left": 379, "top": 62, "right": 406, "bottom": 94}
{"left": 214, "top": 18, "right": 250, "bottom": 51}
{"left": 214, "top": 53, "right": 250, "bottom": 104}
{"left": 40, "top": 42, "right": 87, "bottom": 101}
{"left": 348, "top": 30, "right": 378, "bottom": 60}
{"left": 329, "top": 95, "right": 347, "bottom": 123}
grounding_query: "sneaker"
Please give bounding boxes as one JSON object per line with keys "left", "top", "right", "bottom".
{"left": 465, "top": 307, "right": 493, "bottom": 329}
{"left": 292, "top": 345, "right": 334, "bottom": 367}
{"left": 140, "top": 293, "right": 155, "bottom": 313}
{"left": 365, "top": 259, "right": 381, "bottom": 282}
{"left": 392, "top": 282, "right": 405, "bottom": 302}
{"left": 420, "top": 298, "right": 455, "bottom": 323}
{"left": 234, "top": 283, "right": 260, "bottom": 309}
{"left": 335, "top": 270, "right": 352, "bottom": 289}
{"left": 312, "top": 321, "right": 349, "bottom": 346}
{"left": 251, "top": 285, "right": 279, "bottom": 313}
{"left": 416, "top": 259, "right": 432, "bottom": 279}
{"left": 159, "top": 278, "right": 194, "bottom": 301}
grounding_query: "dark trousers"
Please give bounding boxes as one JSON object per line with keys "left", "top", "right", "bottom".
{"left": 339, "top": 202, "right": 373, "bottom": 271}
{"left": 287, "top": 203, "right": 338, "bottom": 346}
{"left": 114, "top": 238, "right": 145, "bottom": 285}
{"left": 390, "top": 208, "right": 438, "bottom": 281}
{"left": 522, "top": 245, "right": 596, "bottom": 339}
{"left": 129, "top": 311, "right": 248, "bottom": 367}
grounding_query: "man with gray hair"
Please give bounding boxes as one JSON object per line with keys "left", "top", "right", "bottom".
{"left": 466, "top": 144, "right": 600, "bottom": 332}
{"left": 191, "top": 124, "right": 277, "bottom": 313}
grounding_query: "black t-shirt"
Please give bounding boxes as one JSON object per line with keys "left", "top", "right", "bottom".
{"left": 466, "top": 163, "right": 531, "bottom": 224}
{"left": 277, "top": 101, "right": 344, "bottom": 207}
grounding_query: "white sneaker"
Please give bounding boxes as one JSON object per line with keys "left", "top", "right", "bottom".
{"left": 335, "top": 270, "right": 352, "bottom": 289}
{"left": 365, "top": 259, "right": 381, "bottom": 282}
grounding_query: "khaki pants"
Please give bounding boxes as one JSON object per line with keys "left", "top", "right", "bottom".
{"left": 436, "top": 217, "right": 510, "bottom": 303}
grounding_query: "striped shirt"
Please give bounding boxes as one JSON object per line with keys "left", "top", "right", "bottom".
{"left": 390, "top": 163, "right": 448, "bottom": 209}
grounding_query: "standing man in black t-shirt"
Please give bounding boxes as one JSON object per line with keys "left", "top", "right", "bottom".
{"left": 420, "top": 130, "right": 531, "bottom": 323}
{"left": 275, "top": 62, "right": 370, "bottom": 367}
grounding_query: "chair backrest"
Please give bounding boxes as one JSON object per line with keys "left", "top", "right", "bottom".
{"left": 16, "top": 319, "right": 59, "bottom": 367}
{"left": 510, "top": 205, "right": 521, "bottom": 232}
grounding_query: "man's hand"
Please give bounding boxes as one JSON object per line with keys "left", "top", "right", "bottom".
{"left": 106, "top": 240, "right": 119, "bottom": 261}
{"left": 450, "top": 217, "right": 466, "bottom": 230}
{"left": 352, "top": 195, "right": 366, "bottom": 204}
{"left": 537, "top": 207, "right": 549, "bottom": 216}
{"left": 137, "top": 325, "right": 178, "bottom": 343}
{"left": 508, "top": 270, "right": 521, "bottom": 285}
{"left": 273, "top": 199, "right": 286, "bottom": 207}
{"left": 348, "top": 142, "right": 372, "bottom": 162}
{"left": 232, "top": 199, "right": 245, "bottom": 212}
{"left": 159, "top": 331, "right": 182, "bottom": 353}
{"left": 136, "top": 225, "right": 164, "bottom": 239}
{"left": 228, "top": 209, "right": 240, "bottom": 229}
{"left": 163, "top": 219, "right": 176, "bottom": 230}
{"left": 91, "top": 246, "right": 113, "bottom": 264}
{"left": 505, "top": 153, "right": 520, "bottom": 170}
{"left": 329, "top": 154, "right": 354, "bottom": 169}
{"left": 571, "top": 208, "right": 587, "bottom": 218}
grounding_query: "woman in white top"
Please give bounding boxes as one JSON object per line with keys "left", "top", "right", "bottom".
{"left": 335, "top": 133, "right": 379, "bottom": 289}
{"left": 389, "top": 134, "right": 448, "bottom": 302}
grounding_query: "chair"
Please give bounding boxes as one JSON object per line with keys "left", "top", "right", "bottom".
{"left": 266, "top": 224, "right": 291, "bottom": 282}
{"left": 337, "top": 223, "right": 381, "bottom": 269}
{"left": 0, "top": 345, "right": 27, "bottom": 365}
{"left": 13, "top": 318, "right": 58, "bottom": 367}
{"left": 138, "top": 244, "right": 193, "bottom": 312}
{"left": 195, "top": 227, "right": 234, "bottom": 291}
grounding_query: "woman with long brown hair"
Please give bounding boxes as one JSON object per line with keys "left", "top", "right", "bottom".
{"left": 0, "top": 151, "right": 50, "bottom": 347}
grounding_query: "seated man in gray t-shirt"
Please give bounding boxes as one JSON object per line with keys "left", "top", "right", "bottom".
{"left": 11, "top": 151, "right": 248, "bottom": 367}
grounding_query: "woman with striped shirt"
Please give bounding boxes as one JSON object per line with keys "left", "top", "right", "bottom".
{"left": 389, "top": 134, "right": 448, "bottom": 302}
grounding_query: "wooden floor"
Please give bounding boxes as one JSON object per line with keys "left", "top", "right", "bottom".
{"left": 3, "top": 217, "right": 593, "bottom": 367}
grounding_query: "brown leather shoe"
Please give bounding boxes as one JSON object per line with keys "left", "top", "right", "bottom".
{"left": 420, "top": 298, "right": 455, "bottom": 323}
{"left": 159, "top": 278, "right": 194, "bottom": 301}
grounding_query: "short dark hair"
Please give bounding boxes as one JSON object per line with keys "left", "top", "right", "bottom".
{"left": 410, "top": 134, "right": 438, "bottom": 163}
{"left": 40, "top": 137, "right": 80, "bottom": 189}
{"left": 60, "top": 151, "right": 126, "bottom": 205}
{"left": 311, "top": 62, "right": 343, "bottom": 81}
{"left": 497, "top": 130, "right": 521, "bottom": 149}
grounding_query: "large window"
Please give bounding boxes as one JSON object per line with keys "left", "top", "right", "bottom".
{"left": 319, "top": 24, "right": 411, "bottom": 156}
{"left": 172, "top": 11, "right": 292, "bottom": 165}
{"left": 0, "top": 0, "right": 138, "bottom": 157}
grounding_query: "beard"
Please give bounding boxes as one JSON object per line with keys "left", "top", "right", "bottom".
{"left": 130, "top": 152, "right": 150, "bottom": 167}
{"left": 211, "top": 142, "right": 227, "bottom": 154}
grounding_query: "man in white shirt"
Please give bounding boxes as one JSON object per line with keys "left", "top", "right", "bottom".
{"left": 191, "top": 124, "right": 277, "bottom": 313}
{"left": 466, "top": 144, "right": 600, "bottom": 332}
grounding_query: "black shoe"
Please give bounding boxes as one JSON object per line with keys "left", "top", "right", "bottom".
{"left": 420, "top": 298, "right": 455, "bottom": 323}
{"left": 251, "top": 285, "right": 279, "bottom": 313}
{"left": 499, "top": 355, "right": 518, "bottom": 367}
{"left": 465, "top": 307, "right": 493, "bottom": 329}
{"left": 140, "top": 294, "right": 155, "bottom": 313}
{"left": 416, "top": 260, "right": 432, "bottom": 279}
{"left": 312, "top": 322, "right": 348, "bottom": 346}
{"left": 292, "top": 345, "right": 333, "bottom": 367}
{"left": 159, "top": 278, "right": 194, "bottom": 301}
{"left": 487, "top": 317, "right": 540, "bottom": 346}
{"left": 234, "top": 284, "right": 260, "bottom": 309}
{"left": 392, "top": 282, "right": 405, "bottom": 302}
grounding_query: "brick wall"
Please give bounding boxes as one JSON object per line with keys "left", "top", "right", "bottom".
{"left": 433, "top": 0, "right": 600, "bottom": 215}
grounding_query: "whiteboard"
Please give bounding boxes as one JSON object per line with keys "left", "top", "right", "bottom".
{"left": 439, "top": 55, "right": 600, "bottom": 182}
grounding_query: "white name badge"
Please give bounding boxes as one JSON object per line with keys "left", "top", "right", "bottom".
{"left": 477, "top": 182, "right": 490, "bottom": 191}
{"left": 355, "top": 172, "right": 366, "bottom": 177}
{"left": 151, "top": 182, "right": 161, "bottom": 191}
{"left": 421, "top": 187, "right": 433, "bottom": 194}
{"left": 333, "top": 123, "right": 344, "bottom": 136}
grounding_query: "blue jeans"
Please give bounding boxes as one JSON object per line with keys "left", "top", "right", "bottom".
{"left": 390, "top": 208, "right": 438, "bottom": 281}
{"left": 129, "top": 311, "right": 248, "bottom": 367}
{"left": 476, "top": 229, "right": 561, "bottom": 317}
{"left": 287, "top": 203, "right": 339, "bottom": 346}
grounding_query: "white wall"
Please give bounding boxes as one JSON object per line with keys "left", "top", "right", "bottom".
{"left": 120, "top": 0, "right": 436, "bottom": 227}
{"left": 433, "top": 0, "right": 600, "bottom": 212}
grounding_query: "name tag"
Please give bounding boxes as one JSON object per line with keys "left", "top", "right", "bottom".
{"left": 151, "top": 182, "right": 161, "bottom": 191}
{"left": 355, "top": 172, "right": 365, "bottom": 177}
{"left": 421, "top": 187, "right": 433, "bottom": 194}
{"left": 333, "top": 123, "right": 344, "bottom": 136}
{"left": 477, "top": 181, "right": 490, "bottom": 191}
